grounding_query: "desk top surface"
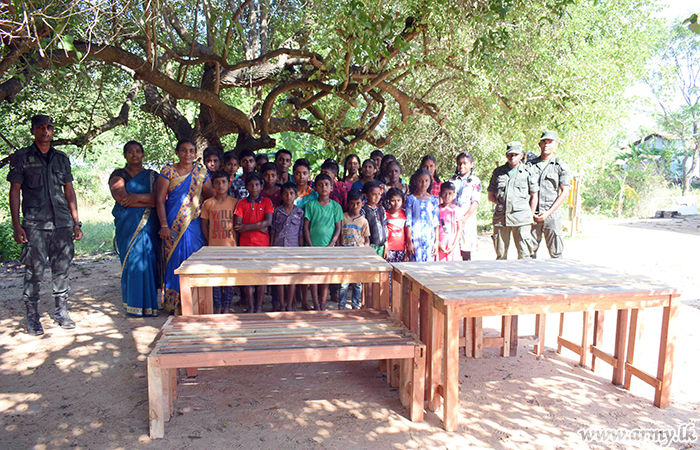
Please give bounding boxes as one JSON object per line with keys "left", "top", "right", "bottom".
{"left": 391, "top": 259, "right": 681, "bottom": 307}
{"left": 175, "top": 246, "right": 392, "bottom": 275}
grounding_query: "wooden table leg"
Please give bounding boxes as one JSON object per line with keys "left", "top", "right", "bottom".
{"left": 148, "top": 357, "right": 165, "bottom": 439}
{"left": 418, "top": 285, "right": 429, "bottom": 400}
{"left": 501, "top": 316, "right": 512, "bottom": 357}
{"left": 443, "top": 306, "right": 460, "bottom": 432}
{"left": 534, "top": 314, "right": 546, "bottom": 356}
{"left": 473, "top": 318, "right": 483, "bottom": 358}
{"left": 623, "top": 309, "right": 641, "bottom": 390}
{"left": 428, "top": 297, "right": 443, "bottom": 413}
{"left": 198, "top": 287, "right": 213, "bottom": 315}
{"left": 509, "top": 315, "right": 518, "bottom": 357}
{"left": 580, "top": 311, "right": 592, "bottom": 367}
{"left": 392, "top": 269, "right": 402, "bottom": 317}
{"left": 180, "top": 276, "right": 193, "bottom": 316}
{"left": 591, "top": 311, "right": 604, "bottom": 372}
{"left": 379, "top": 272, "right": 390, "bottom": 310}
{"left": 557, "top": 313, "right": 565, "bottom": 354}
{"left": 655, "top": 296, "right": 679, "bottom": 408}
{"left": 372, "top": 282, "right": 381, "bottom": 310}
{"left": 612, "top": 309, "right": 629, "bottom": 386}
{"left": 410, "top": 346, "right": 426, "bottom": 422}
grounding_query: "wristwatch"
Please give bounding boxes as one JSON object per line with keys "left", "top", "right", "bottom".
{"left": 74, "top": 221, "right": 83, "bottom": 227}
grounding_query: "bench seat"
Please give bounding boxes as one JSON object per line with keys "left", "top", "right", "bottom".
{"left": 148, "top": 309, "right": 426, "bottom": 439}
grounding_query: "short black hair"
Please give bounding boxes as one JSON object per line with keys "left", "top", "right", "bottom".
{"left": 362, "top": 158, "right": 377, "bottom": 169}
{"left": 210, "top": 170, "right": 230, "bottom": 182}
{"left": 440, "top": 181, "right": 456, "bottom": 193}
{"left": 175, "top": 139, "right": 196, "bottom": 153}
{"left": 123, "top": 140, "right": 144, "bottom": 156}
{"left": 409, "top": 168, "right": 432, "bottom": 195}
{"left": 275, "top": 149, "right": 292, "bottom": 160}
{"left": 203, "top": 146, "right": 223, "bottom": 161}
{"left": 370, "top": 149, "right": 384, "bottom": 159}
{"left": 456, "top": 152, "right": 474, "bottom": 164}
{"left": 362, "top": 180, "right": 381, "bottom": 196}
{"left": 314, "top": 173, "right": 333, "bottom": 185}
{"left": 245, "top": 171, "right": 264, "bottom": 186}
{"left": 385, "top": 187, "right": 404, "bottom": 201}
{"left": 239, "top": 149, "right": 256, "bottom": 160}
{"left": 321, "top": 160, "right": 339, "bottom": 175}
{"left": 255, "top": 153, "right": 269, "bottom": 163}
{"left": 293, "top": 158, "right": 310, "bottom": 171}
{"left": 347, "top": 188, "right": 363, "bottom": 203}
{"left": 260, "top": 162, "right": 278, "bottom": 174}
{"left": 223, "top": 151, "right": 238, "bottom": 164}
{"left": 280, "top": 181, "right": 297, "bottom": 195}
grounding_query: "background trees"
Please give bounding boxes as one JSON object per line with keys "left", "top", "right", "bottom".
{"left": 0, "top": 0, "right": 660, "bottom": 173}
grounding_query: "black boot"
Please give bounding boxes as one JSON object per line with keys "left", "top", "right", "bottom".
{"left": 25, "top": 302, "right": 44, "bottom": 336}
{"left": 54, "top": 297, "right": 76, "bottom": 329}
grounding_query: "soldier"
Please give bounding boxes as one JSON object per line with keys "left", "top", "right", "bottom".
{"left": 528, "top": 131, "right": 571, "bottom": 259}
{"left": 7, "top": 115, "right": 83, "bottom": 335}
{"left": 487, "top": 141, "right": 539, "bottom": 259}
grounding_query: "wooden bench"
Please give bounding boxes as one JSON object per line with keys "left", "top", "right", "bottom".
{"left": 148, "top": 310, "right": 426, "bottom": 439}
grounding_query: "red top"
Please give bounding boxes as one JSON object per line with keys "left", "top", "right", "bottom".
{"left": 234, "top": 196, "right": 274, "bottom": 246}
{"left": 386, "top": 210, "right": 407, "bottom": 251}
{"left": 261, "top": 187, "right": 282, "bottom": 207}
{"left": 430, "top": 179, "right": 441, "bottom": 197}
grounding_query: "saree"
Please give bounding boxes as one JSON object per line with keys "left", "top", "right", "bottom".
{"left": 112, "top": 169, "right": 160, "bottom": 316}
{"left": 160, "top": 164, "right": 208, "bottom": 313}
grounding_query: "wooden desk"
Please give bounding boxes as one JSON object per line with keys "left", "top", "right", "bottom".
{"left": 175, "top": 246, "right": 393, "bottom": 315}
{"left": 391, "top": 259, "right": 681, "bottom": 431}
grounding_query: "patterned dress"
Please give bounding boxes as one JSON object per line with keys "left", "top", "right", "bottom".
{"left": 451, "top": 173, "right": 482, "bottom": 253}
{"left": 405, "top": 194, "right": 440, "bottom": 262}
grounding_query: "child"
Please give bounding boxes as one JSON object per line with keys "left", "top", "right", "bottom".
{"left": 450, "top": 152, "right": 481, "bottom": 261}
{"left": 384, "top": 160, "right": 406, "bottom": 199}
{"left": 274, "top": 149, "right": 293, "bottom": 185}
{"left": 385, "top": 187, "right": 408, "bottom": 262}
{"left": 361, "top": 181, "right": 388, "bottom": 258}
{"left": 292, "top": 158, "right": 318, "bottom": 210}
{"left": 405, "top": 169, "right": 439, "bottom": 262}
{"left": 233, "top": 172, "right": 274, "bottom": 312}
{"left": 343, "top": 154, "right": 361, "bottom": 185}
{"left": 230, "top": 149, "right": 256, "bottom": 199}
{"left": 270, "top": 182, "right": 304, "bottom": 311}
{"left": 351, "top": 159, "right": 377, "bottom": 192}
{"left": 377, "top": 154, "right": 397, "bottom": 184}
{"left": 255, "top": 153, "right": 269, "bottom": 173}
{"left": 223, "top": 151, "right": 239, "bottom": 179}
{"left": 437, "top": 182, "right": 462, "bottom": 262}
{"left": 420, "top": 154, "right": 441, "bottom": 197}
{"left": 200, "top": 170, "right": 238, "bottom": 313}
{"left": 370, "top": 149, "right": 384, "bottom": 173}
{"left": 303, "top": 173, "right": 343, "bottom": 310}
{"left": 321, "top": 159, "right": 349, "bottom": 211}
{"left": 203, "top": 146, "right": 223, "bottom": 173}
{"left": 338, "top": 189, "right": 370, "bottom": 309}
{"left": 260, "top": 162, "right": 282, "bottom": 207}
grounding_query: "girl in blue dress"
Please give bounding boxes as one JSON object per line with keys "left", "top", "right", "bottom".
{"left": 405, "top": 169, "right": 440, "bottom": 262}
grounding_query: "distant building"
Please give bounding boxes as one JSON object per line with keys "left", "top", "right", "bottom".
{"left": 619, "top": 132, "right": 699, "bottom": 181}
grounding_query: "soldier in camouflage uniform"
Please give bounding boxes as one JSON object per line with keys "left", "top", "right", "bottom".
{"left": 487, "top": 142, "right": 539, "bottom": 259}
{"left": 528, "top": 131, "right": 571, "bottom": 259}
{"left": 7, "top": 115, "right": 83, "bottom": 335}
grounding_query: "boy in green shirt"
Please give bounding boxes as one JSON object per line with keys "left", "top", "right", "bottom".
{"left": 303, "top": 173, "right": 343, "bottom": 310}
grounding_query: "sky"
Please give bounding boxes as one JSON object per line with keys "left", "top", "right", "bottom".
{"left": 622, "top": 0, "right": 697, "bottom": 139}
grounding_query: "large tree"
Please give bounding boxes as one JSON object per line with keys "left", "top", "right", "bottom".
{"left": 0, "top": 0, "right": 661, "bottom": 166}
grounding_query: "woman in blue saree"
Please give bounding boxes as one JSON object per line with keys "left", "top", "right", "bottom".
{"left": 109, "top": 141, "right": 160, "bottom": 316}
{"left": 155, "top": 140, "right": 214, "bottom": 314}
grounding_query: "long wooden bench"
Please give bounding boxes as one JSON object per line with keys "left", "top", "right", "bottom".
{"left": 148, "top": 309, "right": 426, "bottom": 439}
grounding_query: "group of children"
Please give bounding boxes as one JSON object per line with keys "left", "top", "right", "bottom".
{"left": 199, "top": 147, "right": 482, "bottom": 313}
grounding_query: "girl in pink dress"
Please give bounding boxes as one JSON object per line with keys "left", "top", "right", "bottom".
{"left": 437, "top": 181, "right": 462, "bottom": 261}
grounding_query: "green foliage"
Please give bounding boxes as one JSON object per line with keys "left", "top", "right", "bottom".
{"left": 74, "top": 220, "right": 114, "bottom": 256}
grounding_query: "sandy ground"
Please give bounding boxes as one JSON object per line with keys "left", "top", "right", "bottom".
{"left": 1, "top": 216, "right": 699, "bottom": 450}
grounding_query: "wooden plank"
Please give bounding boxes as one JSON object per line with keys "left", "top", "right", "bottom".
{"left": 623, "top": 309, "right": 640, "bottom": 390}
{"left": 625, "top": 363, "right": 661, "bottom": 390}
{"left": 155, "top": 344, "right": 418, "bottom": 368}
{"left": 509, "top": 315, "right": 518, "bottom": 357}
{"left": 483, "top": 336, "right": 503, "bottom": 348}
{"left": 180, "top": 275, "right": 193, "bottom": 316}
{"left": 148, "top": 357, "right": 165, "bottom": 439}
{"left": 557, "top": 313, "right": 565, "bottom": 354}
{"left": 183, "top": 272, "right": 383, "bottom": 287}
{"left": 464, "top": 318, "right": 473, "bottom": 357}
{"left": 613, "top": 309, "right": 629, "bottom": 386}
{"left": 443, "top": 307, "right": 460, "bottom": 432}
{"left": 411, "top": 346, "right": 426, "bottom": 422}
{"left": 534, "top": 313, "right": 546, "bottom": 356}
{"left": 557, "top": 336, "right": 582, "bottom": 356}
{"left": 390, "top": 359, "right": 400, "bottom": 388}
{"left": 655, "top": 296, "right": 679, "bottom": 408}
{"left": 392, "top": 269, "right": 401, "bottom": 317}
{"left": 399, "top": 359, "right": 410, "bottom": 408}
{"left": 418, "top": 287, "right": 429, "bottom": 400}
{"left": 590, "top": 345, "right": 617, "bottom": 369}
{"left": 176, "top": 259, "right": 392, "bottom": 275}
{"left": 380, "top": 272, "right": 390, "bottom": 310}
{"left": 591, "top": 311, "right": 604, "bottom": 372}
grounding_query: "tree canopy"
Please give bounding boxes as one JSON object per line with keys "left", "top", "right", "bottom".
{"left": 0, "top": 0, "right": 662, "bottom": 169}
